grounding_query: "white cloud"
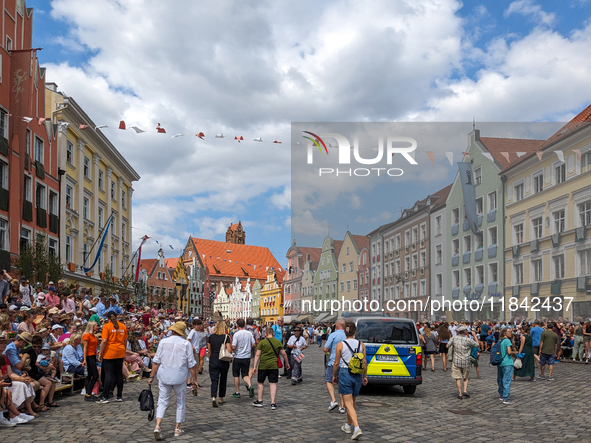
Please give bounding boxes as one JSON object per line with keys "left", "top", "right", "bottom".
{"left": 350, "top": 194, "right": 362, "bottom": 209}
{"left": 505, "top": 0, "right": 555, "bottom": 26}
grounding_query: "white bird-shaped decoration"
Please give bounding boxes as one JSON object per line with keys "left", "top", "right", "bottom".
{"left": 215, "top": 133, "right": 225, "bottom": 138}
{"left": 172, "top": 134, "right": 184, "bottom": 138}
{"left": 95, "top": 125, "right": 108, "bottom": 130}
{"left": 22, "top": 117, "right": 33, "bottom": 123}
{"left": 254, "top": 137, "right": 262, "bottom": 142}
{"left": 131, "top": 126, "right": 145, "bottom": 133}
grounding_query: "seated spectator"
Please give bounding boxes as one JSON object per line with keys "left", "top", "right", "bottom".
{"left": 25, "top": 337, "right": 57, "bottom": 408}
{"left": 17, "top": 311, "right": 36, "bottom": 335}
{"left": 62, "top": 333, "right": 85, "bottom": 376}
{"left": 88, "top": 307, "right": 101, "bottom": 324}
{"left": 0, "top": 354, "right": 36, "bottom": 425}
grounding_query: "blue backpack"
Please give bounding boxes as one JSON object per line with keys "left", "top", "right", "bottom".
{"left": 490, "top": 339, "right": 504, "bottom": 366}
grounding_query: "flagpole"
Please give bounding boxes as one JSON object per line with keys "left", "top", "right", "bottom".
{"left": 81, "top": 211, "right": 114, "bottom": 271}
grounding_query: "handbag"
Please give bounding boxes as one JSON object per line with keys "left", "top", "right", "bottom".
{"left": 447, "top": 343, "right": 454, "bottom": 362}
{"left": 513, "top": 357, "right": 522, "bottom": 369}
{"left": 218, "top": 335, "right": 233, "bottom": 362}
{"left": 138, "top": 385, "right": 155, "bottom": 421}
{"left": 267, "top": 337, "right": 283, "bottom": 369}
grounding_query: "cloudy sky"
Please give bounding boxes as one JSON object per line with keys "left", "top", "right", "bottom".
{"left": 27, "top": 0, "right": 591, "bottom": 263}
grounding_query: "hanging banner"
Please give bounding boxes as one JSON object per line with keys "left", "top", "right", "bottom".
{"left": 83, "top": 216, "right": 113, "bottom": 273}
{"left": 457, "top": 162, "right": 479, "bottom": 235}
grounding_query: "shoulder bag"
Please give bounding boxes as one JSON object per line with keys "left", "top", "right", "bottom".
{"left": 267, "top": 337, "right": 283, "bottom": 368}
{"left": 219, "top": 335, "right": 233, "bottom": 362}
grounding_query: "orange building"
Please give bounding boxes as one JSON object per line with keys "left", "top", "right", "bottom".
{"left": 0, "top": 1, "right": 59, "bottom": 272}
{"left": 138, "top": 249, "right": 176, "bottom": 309}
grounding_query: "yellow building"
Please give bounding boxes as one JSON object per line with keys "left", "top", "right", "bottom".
{"left": 171, "top": 257, "right": 189, "bottom": 315}
{"left": 260, "top": 269, "right": 283, "bottom": 324}
{"left": 503, "top": 106, "right": 591, "bottom": 322}
{"left": 46, "top": 84, "right": 140, "bottom": 294}
{"left": 337, "top": 232, "right": 368, "bottom": 314}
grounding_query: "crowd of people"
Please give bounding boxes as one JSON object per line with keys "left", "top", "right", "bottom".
{"left": 1, "top": 270, "right": 589, "bottom": 439}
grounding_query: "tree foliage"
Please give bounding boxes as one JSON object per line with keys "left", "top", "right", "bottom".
{"left": 13, "top": 236, "right": 63, "bottom": 284}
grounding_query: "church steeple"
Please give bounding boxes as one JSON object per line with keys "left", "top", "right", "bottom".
{"left": 226, "top": 221, "right": 246, "bottom": 244}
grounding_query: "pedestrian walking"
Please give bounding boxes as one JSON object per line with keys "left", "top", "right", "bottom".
{"left": 583, "top": 319, "right": 591, "bottom": 364}
{"left": 514, "top": 325, "right": 535, "bottom": 381}
{"left": 252, "top": 326, "right": 290, "bottom": 409}
{"left": 497, "top": 327, "right": 516, "bottom": 404}
{"left": 573, "top": 321, "right": 585, "bottom": 361}
{"left": 437, "top": 323, "right": 452, "bottom": 372}
{"left": 420, "top": 327, "right": 437, "bottom": 372}
{"left": 539, "top": 322, "right": 559, "bottom": 380}
{"left": 207, "top": 321, "right": 232, "bottom": 407}
{"left": 332, "top": 322, "right": 367, "bottom": 440}
{"left": 97, "top": 311, "right": 128, "bottom": 403}
{"left": 149, "top": 321, "right": 199, "bottom": 440}
{"left": 287, "top": 327, "right": 307, "bottom": 385}
{"left": 231, "top": 318, "right": 256, "bottom": 399}
{"left": 324, "top": 318, "right": 346, "bottom": 412}
{"left": 446, "top": 325, "right": 478, "bottom": 400}
{"left": 82, "top": 321, "right": 100, "bottom": 401}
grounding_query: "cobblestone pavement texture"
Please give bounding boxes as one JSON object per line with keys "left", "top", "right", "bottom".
{"left": 3, "top": 345, "right": 590, "bottom": 443}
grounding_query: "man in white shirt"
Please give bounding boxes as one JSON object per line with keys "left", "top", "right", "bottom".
{"left": 231, "top": 318, "right": 256, "bottom": 399}
{"left": 449, "top": 322, "right": 458, "bottom": 336}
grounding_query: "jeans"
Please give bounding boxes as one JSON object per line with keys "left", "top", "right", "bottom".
{"left": 103, "top": 357, "right": 124, "bottom": 398}
{"left": 497, "top": 365, "right": 513, "bottom": 400}
{"left": 317, "top": 336, "right": 322, "bottom": 346}
{"left": 573, "top": 336, "right": 584, "bottom": 360}
{"left": 209, "top": 358, "right": 229, "bottom": 399}
{"left": 85, "top": 355, "right": 99, "bottom": 394}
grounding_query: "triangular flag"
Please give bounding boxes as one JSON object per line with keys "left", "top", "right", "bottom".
{"left": 425, "top": 151, "right": 435, "bottom": 167}
{"left": 516, "top": 152, "right": 526, "bottom": 157}
{"left": 254, "top": 137, "right": 262, "bottom": 142}
{"left": 536, "top": 151, "right": 543, "bottom": 161}
{"left": 500, "top": 152, "right": 510, "bottom": 163}
{"left": 95, "top": 125, "right": 108, "bottom": 130}
{"left": 131, "top": 126, "right": 145, "bottom": 133}
{"left": 155, "top": 240, "right": 159, "bottom": 244}
{"left": 169, "top": 245, "right": 173, "bottom": 249}
{"left": 119, "top": 120, "right": 126, "bottom": 130}
{"left": 202, "top": 254, "right": 205, "bottom": 258}
{"left": 38, "top": 118, "right": 47, "bottom": 125}
{"left": 462, "top": 152, "right": 470, "bottom": 158}
{"left": 483, "top": 153, "right": 494, "bottom": 162}
{"left": 273, "top": 140, "right": 282, "bottom": 144}
{"left": 197, "top": 132, "right": 205, "bottom": 139}
{"left": 172, "top": 134, "right": 184, "bottom": 138}
{"left": 79, "top": 124, "right": 90, "bottom": 130}
{"left": 573, "top": 149, "right": 581, "bottom": 163}
{"left": 445, "top": 152, "right": 453, "bottom": 166}
{"left": 215, "top": 133, "right": 224, "bottom": 138}
{"left": 555, "top": 150, "right": 564, "bottom": 163}
{"left": 156, "top": 123, "right": 166, "bottom": 133}
{"left": 234, "top": 136, "right": 243, "bottom": 142}
{"left": 22, "top": 117, "right": 33, "bottom": 123}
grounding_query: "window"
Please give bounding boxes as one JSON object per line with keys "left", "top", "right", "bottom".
{"left": 464, "top": 268, "right": 472, "bottom": 286}
{"left": 435, "top": 216, "right": 442, "bottom": 235}
{"left": 555, "top": 163, "right": 566, "bottom": 184}
{"left": 488, "top": 191, "right": 497, "bottom": 211}
{"left": 452, "top": 208, "right": 459, "bottom": 223}
{"left": 24, "top": 176, "right": 32, "bottom": 201}
{"left": 420, "top": 223, "right": 426, "bottom": 240}
{"left": 49, "top": 192, "right": 57, "bottom": 215}
{"left": 420, "top": 279, "right": 426, "bottom": 296}
{"left": 532, "top": 258, "right": 543, "bottom": 282}
{"left": 0, "top": 110, "right": 8, "bottom": 139}
{"left": 533, "top": 171, "right": 543, "bottom": 194}
{"left": 420, "top": 250, "right": 426, "bottom": 267}
{"left": 0, "top": 219, "right": 7, "bottom": 250}
{"left": 583, "top": 151, "right": 591, "bottom": 170}
{"left": 532, "top": 217, "right": 543, "bottom": 239}
{"left": 66, "top": 140, "right": 74, "bottom": 164}
{"left": 553, "top": 254, "right": 565, "bottom": 279}
{"left": 411, "top": 281, "right": 417, "bottom": 297}
{"left": 83, "top": 197, "right": 90, "bottom": 219}
{"left": 35, "top": 184, "right": 46, "bottom": 209}
{"left": 453, "top": 270, "right": 460, "bottom": 287}
{"left": 20, "top": 228, "right": 31, "bottom": 252}
{"left": 340, "top": 281, "right": 344, "bottom": 292}
{"left": 405, "top": 230, "right": 410, "bottom": 246}
{"left": 360, "top": 272, "right": 364, "bottom": 286}
{"left": 452, "top": 238, "right": 459, "bottom": 255}
{"left": 488, "top": 226, "right": 497, "bottom": 246}
{"left": 363, "top": 253, "right": 367, "bottom": 265}
{"left": 395, "top": 285, "right": 401, "bottom": 299}
{"left": 342, "top": 263, "right": 346, "bottom": 273}
{"left": 514, "top": 183, "right": 524, "bottom": 201}
{"left": 476, "top": 265, "right": 484, "bottom": 284}
{"left": 404, "top": 256, "right": 410, "bottom": 271}
{"left": 476, "top": 197, "right": 483, "bottom": 215}
{"left": 98, "top": 170, "right": 104, "bottom": 191}
{"left": 464, "top": 235, "right": 471, "bottom": 252}
{"left": 65, "top": 235, "right": 72, "bottom": 262}
{"left": 514, "top": 223, "right": 524, "bottom": 244}
{"left": 474, "top": 167, "right": 482, "bottom": 185}
{"left": 111, "top": 180, "right": 116, "bottom": 200}
{"left": 412, "top": 253, "right": 418, "bottom": 269}
{"left": 514, "top": 263, "right": 523, "bottom": 285}
{"left": 395, "top": 259, "right": 401, "bottom": 274}
{"left": 353, "top": 279, "right": 357, "bottom": 290}
{"left": 122, "top": 221, "right": 126, "bottom": 241}
{"left": 346, "top": 246, "right": 350, "bottom": 255}
{"left": 396, "top": 235, "right": 401, "bottom": 249}
{"left": 412, "top": 227, "right": 418, "bottom": 243}
{"left": 489, "top": 263, "right": 498, "bottom": 283}
{"left": 6, "top": 36, "right": 12, "bottom": 51}
{"left": 476, "top": 231, "right": 483, "bottom": 249}
{"left": 98, "top": 207, "right": 103, "bottom": 227}
{"left": 435, "top": 245, "right": 442, "bottom": 264}
{"left": 553, "top": 209, "right": 565, "bottom": 233}
{"left": 346, "top": 281, "right": 351, "bottom": 292}
{"left": 0, "top": 161, "right": 7, "bottom": 189}
{"left": 436, "top": 274, "right": 442, "bottom": 294}
{"left": 48, "top": 239, "right": 57, "bottom": 256}
{"left": 579, "top": 202, "right": 591, "bottom": 226}
{"left": 65, "top": 185, "right": 73, "bottom": 208}
{"left": 122, "top": 189, "right": 127, "bottom": 208}
{"left": 34, "top": 137, "right": 44, "bottom": 164}
{"left": 84, "top": 156, "right": 90, "bottom": 179}
{"left": 580, "top": 250, "right": 591, "bottom": 276}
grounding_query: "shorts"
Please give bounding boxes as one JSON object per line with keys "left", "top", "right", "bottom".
{"left": 532, "top": 345, "right": 540, "bottom": 354}
{"left": 232, "top": 358, "right": 250, "bottom": 378}
{"left": 326, "top": 365, "right": 334, "bottom": 383}
{"left": 451, "top": 364, "right": 470, "bottom": 380}
{"left": 470, "top": 356, "right": 479, "bottom": 367}
{"left": 199, "top": 347, "right": 207, "bottom": 357}
{"left": 425, "top": 351, "right": 436, "bottom": 355}
{"left": 480, "top": 335, "right": 487, "bottom": 342}
{"left": 257, "top": 368, "right": 279, "bottom": 384}
{"left": 439, "top": 343, "right": 448, "bottom": 354}
{"left": 539, "top": 353, "right": 555, "bottom": 366}
{"left": 584, "top": 335, "right": 591, "bottom": 343}
{"left": 338, "top": 367, "right": 362, "bottom": 397}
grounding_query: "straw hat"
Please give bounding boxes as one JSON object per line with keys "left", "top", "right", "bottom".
{"left": 168, "top": 321, "right": 187, "bottom": 338}
{"left": 48, "top": 307, "right": 60, "bottom": 314}
{"left": 18, "top": 332, "right": 33, "bottom": 343}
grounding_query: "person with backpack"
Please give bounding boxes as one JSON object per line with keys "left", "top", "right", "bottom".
{"left": 495, "top": 327, "right": 517, "bottom": 404}
{"left": 446, "top": 325, "right": 478, "bottom": 400}
{"left": 332, "top": 321, "right": 367, "bottom": 441}
{"left": 252, "top": 326, "right": 290, "bottom": 409}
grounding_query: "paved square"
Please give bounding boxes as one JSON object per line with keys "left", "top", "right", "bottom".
{"left": 5, "top": 345, "right": 590, "bottom": 442}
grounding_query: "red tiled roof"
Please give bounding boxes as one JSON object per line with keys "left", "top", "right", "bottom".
{"left": 572, "top": 103, "right": 591, "bottom": 122}
{"left": 429, "top": 184, "right": 452, "bottom": 211}
{"left": 139, "top": 259, "right": 157, "bottom": 275}
{"left": 333, "top": 240, "right": 344, "bottom": 259}
{"left": 479, "top": 137, "right": 544, "bottom": 169}
{"left": 298, "top": 247, "right": 322, "bottom": 264}
{"left": 164, "top": 258, "right": 179, "bottom": 269}
{"left": 351, "top": 234, "right": 369, "bottom": 252}
{"left": 192, "top": 238, "right": 283, "bottom": 282}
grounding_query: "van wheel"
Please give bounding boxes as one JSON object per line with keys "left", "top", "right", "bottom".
{"left": 403, "top": 385, "right": 416, "bottom": 395}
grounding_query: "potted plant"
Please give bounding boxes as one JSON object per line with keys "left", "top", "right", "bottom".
{"left": 112, "top": 276, "right": 117, "bottom": 284}
{"left": 99, "top": 272, "right": 105, "bottom": 280}
{"left": 68, "top": 262, "right": 76, "bottom": 272}
{"left": 86, "top": 271, "right": 92, "bottom": 277}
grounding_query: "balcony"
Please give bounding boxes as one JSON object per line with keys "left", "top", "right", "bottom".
{"left": 476, "top": 213, "right": 483, "bottom": 227}
{"left": 452, "top": 287, "right": 460, "bottom": 299}
{"left": 488, "top": 244, "right": 497, "bottom": 258}
{"left": 463, "top": 220, "right": 470, "bottom": 232}
{"left": 474, "top": 248, "right": 483, "bottom": 261}
{"left": 452, "top": 254, "right": 459, "bottom": 266}
{"left": 512, "top": 286, "right": 520, "bottom": 296}
{"left": 463, "top": 285, "right": 471, "bottom": 294}
{"left": 462, "top": 251, "right": 471, "bottom": 264}
{"left": 551, "top": 280, "right": 561, "bottom": 295}
{"left": 451, "top": 223, "right": 459, "bottom": 235}
{"left": 512, "top": 245, "right": 520, "bottom": 258}
{"left": 487, "top": 208, "right": 497, "bottom": 223}
{"left": 575, "top": 226, "right": 587, "bottom": 242}
{"left": 551, "top": 233, "right": 561, "bottom": 247}
{"left": 530, "top": 282, "right": 539, "bottom": 296}
{"left": 488, "top": 281, "right": 498, "bottom": 294}
{"left": 577, "top": 276, "right": 588, "bottom": 292}
{"left": 475, "top": 283, "right": 484, "bottom": 293}
{"left": 530, "top": 239, "right": 539, "bottom": 252}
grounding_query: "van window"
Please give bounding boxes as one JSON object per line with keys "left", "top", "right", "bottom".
{"left": 356, "top": 319, "right": 418, "bottom": 345}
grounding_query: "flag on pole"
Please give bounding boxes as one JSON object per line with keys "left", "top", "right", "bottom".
{"left": 135, "top": 235, "right": 150, "bottom": 282}
{"left": 83, "top": 216, "right": 113, "bottom": 273}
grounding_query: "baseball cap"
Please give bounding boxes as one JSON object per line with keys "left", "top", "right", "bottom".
{"left": 20, "top": 276, "right": 27, "bottom": 282}
{"left": 20, "top": 306, "right": 31, "bottom": 311}
{"left": 48, "top": 281, "right": 54, "bottom": 286}
{"left": 41, "top": 343, "right": 50, "bottom": 350}
{"left": 9, "top": 305, "right": 18, "bottom": 311}
{"left": 51, "top": 324, "right": 63, "bottom": 330}
{"left": 38, "top": 294, "right": 45, "bottom": 300}
{"left": 48, "top": 286, "right": 56, "bottom": 292}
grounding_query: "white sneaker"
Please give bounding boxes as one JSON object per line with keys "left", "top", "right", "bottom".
{"left": 339, "top": 407, "right": 346, "bottom": 414}
{"left": 341, "top": 424, "right": 352, "bottom": 434}
{"left": 351, "top": 428, "right": 363, "bottom": 440}
{"left": 19, "top": 413, "right": 35, "bottom": 422}
{"left": 0, "top": 417, "right": 17, "bottom": 427}
{"left": 9, "top": 416, "right": 29, "bottom": 425}
{"left": 329, "top": 401, "right": 339, "bottom": 411}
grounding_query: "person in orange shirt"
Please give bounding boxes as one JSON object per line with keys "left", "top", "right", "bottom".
{"left": 82, "top": 321, "right": 100, "bottom": 401}
{"left": 96, "top": 312, "right": 127, "bottom": 403}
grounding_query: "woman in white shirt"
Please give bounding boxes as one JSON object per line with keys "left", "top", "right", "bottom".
{"left": 148, "top": 322, "right": 198, "bottom": 440}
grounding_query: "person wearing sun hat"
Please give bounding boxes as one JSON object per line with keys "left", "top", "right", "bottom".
{"left": 149, "top": 321, "right": 198, "bottom": 440}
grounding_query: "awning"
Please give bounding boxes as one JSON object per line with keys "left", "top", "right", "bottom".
{"left": 283, "top": 315, "right": 296, "bottom": 323}
{"left": 315, "top": 312, "right": 329, "bottom": 323}
{"left": 295, "top": 314, "right": 314, "bottom": 323}
{"left": 323, "top": 315, "right": 337, "bottom": 324}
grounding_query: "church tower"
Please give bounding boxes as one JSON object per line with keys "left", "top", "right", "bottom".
{"left": 225, "top": 221, "right": 246, "bottom": 244}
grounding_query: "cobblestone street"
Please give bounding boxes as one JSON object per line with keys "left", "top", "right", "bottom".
{"left": 4, "top": 345, "right": 591, "bottom": 443}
